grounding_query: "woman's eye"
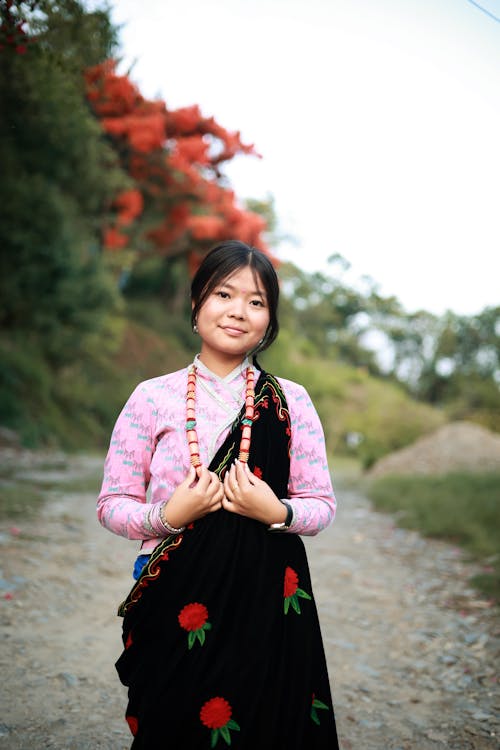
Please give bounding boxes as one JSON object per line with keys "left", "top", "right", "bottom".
{"left": 216, "top": 291, "right": 230, "bottom": 299}
{"left": 250, "top": 299, "right": 265, "bottom": 307}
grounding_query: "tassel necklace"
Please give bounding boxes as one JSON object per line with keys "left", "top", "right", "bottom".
{"left": 186, "top": 364, "right": 255, "bottom": 474}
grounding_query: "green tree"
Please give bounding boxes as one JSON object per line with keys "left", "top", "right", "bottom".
{"left": 0, "top": 0, "right": 125, "bottom": 364}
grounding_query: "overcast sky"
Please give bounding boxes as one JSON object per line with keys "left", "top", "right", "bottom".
{"left": 109, "top": 0, "right": 500, "bottom": 316}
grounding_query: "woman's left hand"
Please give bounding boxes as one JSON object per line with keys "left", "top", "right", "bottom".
{"left": 222, "top": 460, "right": 288, "bottom": 526}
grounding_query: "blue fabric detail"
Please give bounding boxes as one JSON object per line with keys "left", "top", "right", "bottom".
{"left": 132, "top": 554, "right": 150, "bottom": 580}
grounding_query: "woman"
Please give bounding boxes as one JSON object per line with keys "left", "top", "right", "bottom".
{"left": 97, "top": 240, "right": 339, "bottom": 749}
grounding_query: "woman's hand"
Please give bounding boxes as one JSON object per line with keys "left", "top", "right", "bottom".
{"left": 162, "top": 465, "right": 224, "bottom": 528}
{"left": 222, "top": 460, "right": 287, "bottom": 526}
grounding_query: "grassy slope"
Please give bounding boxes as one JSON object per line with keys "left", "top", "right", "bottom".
{"left": 365, "top": 472, "right": 500, "bottom": 601}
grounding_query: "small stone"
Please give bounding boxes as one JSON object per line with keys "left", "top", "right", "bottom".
{"left": 472, "top": 710, "right": 494, "bottom": 722}
{"left": 59, "top": 672, "right": 78, "bottom": 688}
{"left": 439, "top": 654, "right": 457, "bottom": 665}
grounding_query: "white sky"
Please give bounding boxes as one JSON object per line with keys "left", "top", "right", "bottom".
{"left": 109, "top": 0, "right": 500, "bottom": 316}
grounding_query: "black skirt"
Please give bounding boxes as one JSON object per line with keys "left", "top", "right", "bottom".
{"left": 115, "top": 372, "right": 339, "bottom": 749}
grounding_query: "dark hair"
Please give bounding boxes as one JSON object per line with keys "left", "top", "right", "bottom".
{"left": 190, "top": 240, "right": 279, "bottom": 355}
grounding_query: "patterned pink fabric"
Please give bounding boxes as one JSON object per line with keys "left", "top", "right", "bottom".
{"left": 97, "top": 362, "right": 336, "bottom": 553}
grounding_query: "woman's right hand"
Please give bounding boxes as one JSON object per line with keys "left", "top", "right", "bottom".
{"left": 161, "top": 465, "right": 224, "bottom": 529}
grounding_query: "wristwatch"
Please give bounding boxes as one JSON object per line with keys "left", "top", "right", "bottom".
{"left": 268, "top": 501, "right": 294, "bottom": 531}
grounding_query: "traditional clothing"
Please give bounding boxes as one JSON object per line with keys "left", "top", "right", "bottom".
{"left": 99, "top": 363, "right": 339, "bottom": 749}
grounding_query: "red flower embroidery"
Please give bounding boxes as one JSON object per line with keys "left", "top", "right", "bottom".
{"left": 284, "top": 566, "right": 299, "bottom": 598}
{"left": 253, "top": 465, "right": 263, "bottom": 479}
{"left": 126, "top": 715, "right": 138, "bottom": 736}
{"left": 283, "top": 566, "right": 311, "bottom": 615}
{"left": 178, "top": 602, "right": 211, "bottom": 648}
{"left": 125, "top": 630, "right": 133, "bottom": 649}
{"left": 178, "top": 602, "right": 208, "bottom": 631}
{"left": 200, "top": 697, "right": 240, "bottom": 746}
{"left": 200, "top": 697, "right": 232, "bottom": 729}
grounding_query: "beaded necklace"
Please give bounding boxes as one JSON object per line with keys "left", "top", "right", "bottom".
{"left": 186, "top": 363, "right": 255, "bottom": 474}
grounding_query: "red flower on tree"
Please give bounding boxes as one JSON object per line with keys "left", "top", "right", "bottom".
{"left": 200, "top": 697, "right": 240, "bottom": 746}
{"left": 84, "top": 60, "right": 277, "bottom": 265}
{"left": 283, "top": 566, "right": 311, "bottom": 615}
{"left": 103, "top": 226, "right": 128, "bottom": 249}
{"left": 178, "top": 602, "right": 212, "bottom": 648}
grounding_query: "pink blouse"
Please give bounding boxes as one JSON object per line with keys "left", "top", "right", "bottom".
{"left": 97, "top": 358, "right": 336, "bottom": 553}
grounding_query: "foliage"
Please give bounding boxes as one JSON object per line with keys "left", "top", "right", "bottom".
{"left": 275, "top": 261, "right": 500, "bottom": 433}
{"left": 0, "top": 0, "right": 125, "bottom": 365}
{"left": 366, "top": 472, "right": 500, "bottom": 600}
{"left": 0, "top": 0, "right": 497, "bottom": 458}
{"left": 260, "top": 333, "right": 445, "bottom": 468}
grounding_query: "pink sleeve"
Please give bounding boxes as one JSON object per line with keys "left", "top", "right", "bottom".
{"left": 96, "top": 382, "right": 168, "bottom": 541}
{"left": 278, "top": 379, "right": 336, "bottom": 536}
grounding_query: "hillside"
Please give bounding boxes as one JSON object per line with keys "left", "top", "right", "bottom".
{"left": 1, "top": 305, "right": 445, "bottom": 465}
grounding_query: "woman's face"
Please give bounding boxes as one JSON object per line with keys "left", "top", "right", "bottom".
{"left": 195, "top": 265, "right": 270, "bottom": 375}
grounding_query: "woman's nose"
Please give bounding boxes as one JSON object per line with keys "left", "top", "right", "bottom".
{"left": 228, "top": 297, "right": 245, "bottom": 318}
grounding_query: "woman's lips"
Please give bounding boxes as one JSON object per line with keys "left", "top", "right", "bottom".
{"left": 221, "top": 326, "right": 246, "bottom": 335}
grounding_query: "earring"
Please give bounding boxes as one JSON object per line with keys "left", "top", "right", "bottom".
{"left": 192, "top": 323, "right": 198, "bottom": 334}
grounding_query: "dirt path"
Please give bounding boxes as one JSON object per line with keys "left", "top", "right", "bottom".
{"left": 0, "top": 454, "right": 498, "bottom": 749}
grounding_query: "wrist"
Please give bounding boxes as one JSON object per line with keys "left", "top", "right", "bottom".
{"left": 268, "top": 500, "right": 294, "bottom": 531}
{"left": 159, "top": 503, "right": 186, "bottom": 535}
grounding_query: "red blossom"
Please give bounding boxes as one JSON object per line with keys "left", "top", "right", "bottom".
{"left": 174, "top": 135, "right": 210, "bottom": 165}
{"left": 103, "top": 226, "right": 128, "bottom": 249}
{"left": 126, "top": 715, "right": 138, "bottom": 736}
{"left": 187, "top": 214, "right": 226, "bottom": 240}
{"left": 284, "top": 566, "right": 299, "bottom": 598}
{"left": 178, "top": 602, "right": 208, "bottom": 631}
{"left": 166, "top": 105, "right": 202, "bottom": 135}
{"left": 83, "top": 59, "right": 276, "bottom": 261}
{"left": 114, "top": 189, "right": 144, "bottom": 226}
{"left": 200, "top": 697, "right": 232, "bottom": 729}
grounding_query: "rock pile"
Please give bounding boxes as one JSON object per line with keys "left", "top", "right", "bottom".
{"left": 367, "top": 421, "right": 500, "bottom": 478}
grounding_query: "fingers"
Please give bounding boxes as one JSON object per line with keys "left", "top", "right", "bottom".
{"left": 195, "top": 464, "right": 213, "bottom": 490}
{"left": 223, "top": 468, "right": 235, "bottom": 501}
{"left": 234, "top": 460, "right": 255, "bottom": 487}
{"left": 183, "top": 465, "right": 197, "bottom": 487}
{"left": 222, "top": 494, "right": 236, "bottom": 513}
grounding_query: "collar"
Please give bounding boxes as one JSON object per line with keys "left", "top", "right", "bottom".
{"left": 193, "top": 354, "right": 252, "bottom": 385}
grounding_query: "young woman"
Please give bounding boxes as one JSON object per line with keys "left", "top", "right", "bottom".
{"left": 97, "top": 240, "right": 339, "bottom": 749}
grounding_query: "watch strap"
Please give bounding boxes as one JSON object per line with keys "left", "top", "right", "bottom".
{"left": 268, "top": 501, "right": 294, "bottom": 531}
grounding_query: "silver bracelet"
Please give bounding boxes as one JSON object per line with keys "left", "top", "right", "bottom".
{"left": 159, "top": 504, "right": 185, "bottom": 535}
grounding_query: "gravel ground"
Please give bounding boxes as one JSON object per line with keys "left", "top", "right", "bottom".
{"left": 0, "top": 453, "right": 498, "bottom": 749}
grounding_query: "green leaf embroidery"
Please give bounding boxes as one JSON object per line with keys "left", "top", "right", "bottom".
{"left": 311, "top": 697, "right": 330, "bottom": 725}
{"left": 284, "top": 597, "right": 291, "bottom": 614}
{"left": 188, "top": 631, "right": 196, "bottom": 650}
{"left": 227, "top": 719, "right": 240, "bottom": 731}
{"left": 312, "top": 698, "right": 329, "bottom": 710}
{"left": 296, "top": 588, "right": 312, "bottom": 600}
{"left": 203, "top": 622, "right": 212, "bottom": 631}
{"left": 211, "top": 728, "right": 219, "bottom": 748}
{"left": 220, "top": 725, "right": 231, "bottom": 745}
{"left": 291, "top": 596, "right": 301, "bottom": 614}
{"left": 198, "top": 629, "right": 206, "bottom": 646}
